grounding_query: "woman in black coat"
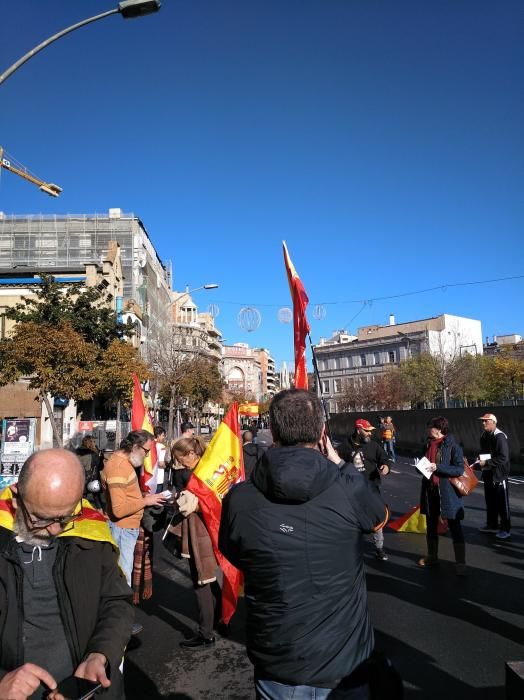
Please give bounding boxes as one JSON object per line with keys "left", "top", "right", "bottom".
{"left": 419, "top": 416, "right": 467, "bottom": 575}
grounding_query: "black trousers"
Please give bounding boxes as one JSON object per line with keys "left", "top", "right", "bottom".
{"left": 426, "top": 487, "right": 464, "bottom": 544}
{"left": 483, "top": 471, "right": 511, "bottom": 531}
{"left": 188, "top": 556, "right": 221, "bottom": 638}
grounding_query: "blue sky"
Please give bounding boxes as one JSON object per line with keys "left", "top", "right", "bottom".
{"left": 2, "top": 1, "right": 523, "bottom": 370}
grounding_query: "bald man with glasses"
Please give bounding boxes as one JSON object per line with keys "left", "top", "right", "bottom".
{"left": 0, "top": 449, "right": 133, "bottom": 700}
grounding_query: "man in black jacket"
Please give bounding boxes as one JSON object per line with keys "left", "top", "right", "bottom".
{"left": 339, "top": 419, "right": 392, "bottom": 561}
{"left": 242, "top": 430, "right": 264, "bottom": 479}
{"left": 477, "top": 413, "right": 511, "bottom": 540}
{"left": 219, "top": 390, "right": 388, "bottom": 699}
{"left": 0, "top": 449, "right": 133, "bottom": 700}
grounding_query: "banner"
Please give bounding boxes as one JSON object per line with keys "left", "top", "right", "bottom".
{"left": 186, "top": 402, "right": 244, "bottom": 623}
{"left": 131, "top": 374, "right": 157, "bottom": 492}
{"left": 282, "top": 241, "right": 310, "bottom": 389}
{"left": 1, "top": 418, "right": 36, "bottom": 486}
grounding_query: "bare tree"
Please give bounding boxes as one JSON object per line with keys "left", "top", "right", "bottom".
{"left": 147, "top": 324, "right": 195, "bottom": 441}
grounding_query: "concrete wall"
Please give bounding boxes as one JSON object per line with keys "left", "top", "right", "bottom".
{"left": 329, "top": 406, "right": 524, "bottom": 471}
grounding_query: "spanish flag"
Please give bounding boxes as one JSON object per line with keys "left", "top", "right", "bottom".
{"left": 0, "top": 488, "right": 115, "bottom": 545}
{"left": 239, "top": 402, "right": 259, "bottom": 416}
{"left": 131, "top": 373, "right": 157, "bottom": 492}
{"left": 388, "top": 505, "right": 448, "bottom": 535}
{"left": 283, "top": 241, "right": 310, "bottom": 389}
{"left": 186, "top": 402, "right": 244, "bottom": 624}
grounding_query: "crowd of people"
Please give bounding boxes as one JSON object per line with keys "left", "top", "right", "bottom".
{"left": 0, "top": 391, "right": 513, "bottom": 699}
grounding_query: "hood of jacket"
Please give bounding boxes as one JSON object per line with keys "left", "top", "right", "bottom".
{"left": 252, "top": 445, "right": 338, "bottom": 503}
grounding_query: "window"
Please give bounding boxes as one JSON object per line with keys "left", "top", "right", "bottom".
{"left": 374, "top": 352, "right": 380, "bottom": 365}
{"left": 333, "top": 357, "right": 340, "bottom": 370}
{"left": 360, "top": 354, "right": 367, "bottom": 367}
{"left": 333, "top": 379, "right": 341, "bottom": 393}
{"left": 322, "top": 380, "right": 330, "bottom": 394}
{"left": 388, "top": 350, "right": 396, "bottom": 363}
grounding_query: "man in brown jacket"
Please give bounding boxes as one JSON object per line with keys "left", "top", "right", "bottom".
{"left": 102, "top": 430, "right": 166, "bottom": 586}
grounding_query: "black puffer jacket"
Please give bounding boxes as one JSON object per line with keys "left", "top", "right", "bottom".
{"left": 0, "top": 528, "right": 133, "bottom": 699}
{"left": 219, "top": 446, "right": 387, "bottom": 687}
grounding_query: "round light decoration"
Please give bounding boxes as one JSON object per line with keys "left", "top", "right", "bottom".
{"left": 238, "top": 306, "right": 261, "bottom": 332}
{"left": 278, "top": 307, "right": 292, "bottom": 324}
{"left": 208, "top": 303, "right": 220, "bottom": 318}
{"left": 313, "top": 304, "right": 327, "bottom": 321}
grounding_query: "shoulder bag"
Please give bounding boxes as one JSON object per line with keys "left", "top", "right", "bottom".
{"left": 449, "top": 457, "right": 480, "bottom": 497}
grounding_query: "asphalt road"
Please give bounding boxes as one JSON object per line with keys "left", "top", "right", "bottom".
{"left": 125, "top": 455, "right": 524, "bottom": 699}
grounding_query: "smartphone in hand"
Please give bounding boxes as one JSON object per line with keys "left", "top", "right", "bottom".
{"left": 47, "top": 676, "right": 102, "bottom": 700}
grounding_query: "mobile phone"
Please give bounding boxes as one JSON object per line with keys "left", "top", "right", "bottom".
{"left": 160, "top": 490, "right": 173, "bottom": 499}
{"left": 49, "top": 676, "right": 102, "bottom": 700}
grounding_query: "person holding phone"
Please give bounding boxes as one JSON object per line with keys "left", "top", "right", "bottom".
{"left": 0, "top": 448, "right": 133, "bottom": 700}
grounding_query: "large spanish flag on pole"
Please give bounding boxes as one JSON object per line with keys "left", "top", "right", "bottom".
{"left": 186, "top": 402, "right": 244, "bottom": 624}
{"left": 131, "top": 373, "right": 157, "bottom": 492}
{"left": 283, "top": 241, "right": 310, "bottom": 389}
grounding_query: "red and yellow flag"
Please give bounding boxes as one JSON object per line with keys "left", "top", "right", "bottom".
{"left": 186, "top": 402, "right": 244, "bottom": 624}
{"left": 131, "top": 373, "right": 157, "bottom": 492}
{"left": 239, "top": 402, "right": 259, "bottom": 416}
{"left": 0, "top": 488, "right": 115, "bottom": 545}
{"left": 283, "top": 241, "right": 310, "bottom": 389}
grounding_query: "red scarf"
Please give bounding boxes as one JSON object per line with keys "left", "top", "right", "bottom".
{"left": 426, "top": 437, "right": 444, "bottom": 486}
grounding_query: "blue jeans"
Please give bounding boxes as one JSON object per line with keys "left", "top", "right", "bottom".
{"left": 255, "top": 679, "right": 370, "bottom": 699}
{"left": 383, "top": 440, "right": 395, "bottom": 461}
{"left": 109, "top": 522, "right": 140, "bottom": 586}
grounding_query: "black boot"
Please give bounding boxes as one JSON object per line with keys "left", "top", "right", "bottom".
{"left": 418, "top": 538, "right": 439, "bottom": 568}
{"left": 453, "top": 542, "right": 467, "bottom": 576}
{"left": 179, "top": 633, "right": 216, "bottom": 649}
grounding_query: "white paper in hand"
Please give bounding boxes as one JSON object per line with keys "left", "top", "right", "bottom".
{"left": 415, "top": 456, "right": 434, "bottom": 480}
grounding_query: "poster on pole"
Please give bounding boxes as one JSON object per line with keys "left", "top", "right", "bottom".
{"left": 1, "top": 418, "right": 37, "bottom": 487}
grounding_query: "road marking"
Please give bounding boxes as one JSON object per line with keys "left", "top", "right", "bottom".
{"left": 391, "top": 469, "right": 401, "bottom": 474}
{"left": 508, "top": 478, "right": 524, "bottom": 485}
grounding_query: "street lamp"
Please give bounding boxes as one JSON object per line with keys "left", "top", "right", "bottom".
{"left": 0, "top": 1, "right": 161, "bottom": 86}
{"left": 187, "top": 284, "right": 219, "bottom": 293}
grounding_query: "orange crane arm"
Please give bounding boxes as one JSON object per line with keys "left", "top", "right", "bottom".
{"left": 0, "top": 147, "right": 62, "bottom": 197}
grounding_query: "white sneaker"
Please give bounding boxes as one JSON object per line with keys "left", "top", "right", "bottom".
{"left": 495, "top": 531, "right": 511, "bottom": 540}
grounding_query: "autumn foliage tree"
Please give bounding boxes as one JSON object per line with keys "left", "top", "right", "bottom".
{"left": 0, "top": 276, "right": 149, "bottom": 445}
{"left": 0, "top": 322, "right": 98, "bottom": 446}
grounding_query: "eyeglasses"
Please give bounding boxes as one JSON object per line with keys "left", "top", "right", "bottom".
{"left": 138, "top": 445, "right": 151, "bottom": 455}
{"left": 16, "top": 492, "right": 83, "bottom": 531}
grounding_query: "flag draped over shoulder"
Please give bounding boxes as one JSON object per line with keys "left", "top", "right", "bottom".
{"left": 186, "top": 402, "right": 244, "bottom": 624}
{"left": 0, "top": 488, "right": 114, "bottom": 545}
{"left": 131, "top": 373, "right": 157, "bottom": 492}
{"left": 283, "top": 241, "right": 310, "bottom": 389}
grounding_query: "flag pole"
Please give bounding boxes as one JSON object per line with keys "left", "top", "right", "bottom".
{"left": 307, "top": 332, "right": 332, "bottom": 441}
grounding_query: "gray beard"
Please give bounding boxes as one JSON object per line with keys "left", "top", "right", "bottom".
{"left": 13, "top": 508, "right": 55, "bottom": 546}
{"left": 129, "top": 452, "right": 144, "bottom": 468}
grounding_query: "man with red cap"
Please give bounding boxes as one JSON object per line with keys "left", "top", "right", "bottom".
{"left": 339, "top": 418, "right": 392, "bottom": 560}
{"left": 477, "top": 413, "right": 511, "bottom": 540}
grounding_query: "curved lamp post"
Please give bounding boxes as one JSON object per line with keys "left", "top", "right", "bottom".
{"left": 0, "top": 0, "right": 161, "bottom": 86}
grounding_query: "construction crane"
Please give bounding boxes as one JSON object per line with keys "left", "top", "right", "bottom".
{"left": 0, "top": 146, "right": 62, "bottom": 197}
